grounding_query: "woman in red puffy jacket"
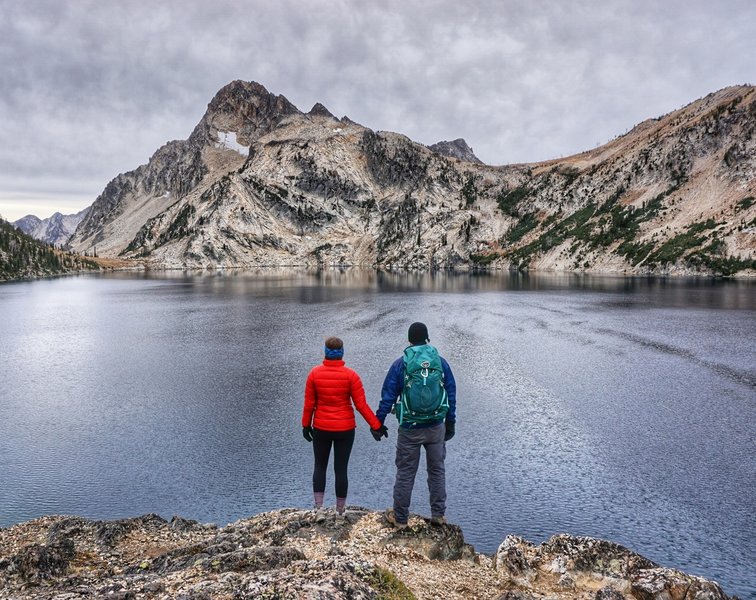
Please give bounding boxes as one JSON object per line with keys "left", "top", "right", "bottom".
{"left": 302, "top": 336, "right": 387, "bottom": 514}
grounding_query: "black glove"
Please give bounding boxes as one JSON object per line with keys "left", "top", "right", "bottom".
{"left": 303, "top": 426, "right": 313, "bottom": 442}
{"left": 371, "top": 424, "right": 388, "bottom": 441}
{"left": 444, "top": 422, "right": 455, "bottom": 442}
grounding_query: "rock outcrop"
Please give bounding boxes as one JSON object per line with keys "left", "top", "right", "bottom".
{"left": 495, "top": 534, "right": 729, "bottom": 600}
{"left": 0, "top": 509, "right": 733, "bottom": 600}
{"left": 67, "top": 81, "right": 756, "bottom": 275}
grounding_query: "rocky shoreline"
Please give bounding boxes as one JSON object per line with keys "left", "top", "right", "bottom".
{"left": 0, "top": 508, "right": 733, "bottom": 600}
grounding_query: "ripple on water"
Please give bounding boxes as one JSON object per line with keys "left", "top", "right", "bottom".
{"left": 0, "top": 274, "right": 753, "bottom": 598}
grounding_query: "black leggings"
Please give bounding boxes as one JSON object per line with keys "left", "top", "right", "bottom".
{"left": 312, "top": 428, "right": 355, "bottom": 498}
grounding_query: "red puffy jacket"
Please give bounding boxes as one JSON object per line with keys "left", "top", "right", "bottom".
{"left": 302, "top": 359, "right": 381, "bottom": 432}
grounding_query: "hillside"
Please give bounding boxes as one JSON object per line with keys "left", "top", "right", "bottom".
{"left": 0, "top": 217, "right": 100, "bottom": 281}
{"left": 489, "top": 87, "right": 756, "bottom": 275}
{"left": 67, "top": 82, "right": 756, "bottom": 275}
{"left": 0, "top": 508, "right": 732, "bottom": 600}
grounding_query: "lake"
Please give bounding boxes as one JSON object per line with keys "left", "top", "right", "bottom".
{"left": 0, "top": 270, "right": 754, "bottom": 597}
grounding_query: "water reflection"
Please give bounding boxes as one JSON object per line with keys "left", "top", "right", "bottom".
{"left": 99, "top": 268, "right": 756, "bottom": 309}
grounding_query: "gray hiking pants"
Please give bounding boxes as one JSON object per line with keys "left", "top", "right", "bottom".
{"left": 393, "top": 422, "right": 446, "bottom": 523}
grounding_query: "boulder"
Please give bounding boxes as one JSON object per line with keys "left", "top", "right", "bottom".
{"left": 381, "top": 516, "right": 475, "bottom": 561}
{"left": 495, "top": 534, "right": 731, "bottom": 600}
{"left": 5, "top": 539, "right": 75, "bottom": 581}
{"left": 631, "top": 567, "right": 729, "bottom": 600}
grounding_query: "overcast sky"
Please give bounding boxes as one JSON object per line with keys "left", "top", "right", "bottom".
{"left": 1, "top": 0, "right": 754, "bottom": 221}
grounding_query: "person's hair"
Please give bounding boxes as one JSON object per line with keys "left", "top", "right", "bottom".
{"left": 325, "top": 337, "right": 343, "bottom": 350}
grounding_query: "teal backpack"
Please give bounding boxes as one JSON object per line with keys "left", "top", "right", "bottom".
{"left": 396, "top": 344, "right": 449, "bottom": 426}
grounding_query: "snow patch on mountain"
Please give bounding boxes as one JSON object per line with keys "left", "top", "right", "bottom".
{"left": 215, "top": 131, "right": 248, "bottom": 156}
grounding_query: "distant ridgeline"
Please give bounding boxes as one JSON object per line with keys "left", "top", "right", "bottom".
{"left": 0, "top": 217, "right": 100, "bottom": 282}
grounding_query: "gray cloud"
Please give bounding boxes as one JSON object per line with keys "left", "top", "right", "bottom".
{"left": 1, "top": 0, "right": 754, "bottom": 220}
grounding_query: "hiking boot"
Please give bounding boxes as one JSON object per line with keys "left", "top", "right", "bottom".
{"left": 430, "top": 515, "right": 447, "bottom": 526}
{"left": 385, "top": 509, "right": 408, "bottom": 530}
{"left": 314, "top": 508, "right": 328, "bottom": 523}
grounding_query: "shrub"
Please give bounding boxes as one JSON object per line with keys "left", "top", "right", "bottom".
{"left": 496, "top": 186, "right": 530, "bottom": 216}
{"left": 369, "top": 567, "right": 417, "bottom": 600}
{"left": 470, "top": 252, "right": 497, "bottom": 266}
{"left": 461, "top": 175, "right": 477, "bottom": 207}
{"left": 503, "top": 213, "right": 538, "bottom": 244}
{"left": 646, "top": 219, "right": 717, "bottom": 265}
{"left": 560, "top": 165, "right": 580, "bottom": 184}
{"left": 617, "top": 240, "right": 655, "bottom": 265}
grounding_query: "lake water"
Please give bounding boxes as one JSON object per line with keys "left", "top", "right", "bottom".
{"left": 0, "top": 271, "right": 754, "bottom": 597}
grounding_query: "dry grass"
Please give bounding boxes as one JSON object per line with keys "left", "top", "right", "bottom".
{"left": 87, "top": 256, "right": 144, "bottom": 269}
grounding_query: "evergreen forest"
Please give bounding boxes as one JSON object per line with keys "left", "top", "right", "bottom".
{"left": 0, "top": 217, "right": 99, "bottom": 281}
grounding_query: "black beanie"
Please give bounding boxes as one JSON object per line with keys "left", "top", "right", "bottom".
{"left": 408, "top": 322, "right": 429, "bottom": 345}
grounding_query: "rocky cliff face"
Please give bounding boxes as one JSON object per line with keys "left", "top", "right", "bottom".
{"left": 70, "top": 81, "right": 756, "bottom": 275}
{"left": 14, "top": 208, "right": 89, "bottom": 247}
{"left": 0, "top": 509, "right": 732, "bottom": 600}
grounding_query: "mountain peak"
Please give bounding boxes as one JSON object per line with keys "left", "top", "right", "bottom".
{"left": 308, "top": 102, "right": 336, "bottom": 119}
{"left": 16, "top": 214, "right": 42, "bottom": 225}
{"left": 209, "top": 80, "right": 290, "bottom": 107}
{"left": 14, "top": 208, "right": 89, "bottom": 247}
{"left": 194, "top": 80, "right": 301, "bottom": 146}
{"left": 428, "top": 138, "right": 482, "bottom": 164}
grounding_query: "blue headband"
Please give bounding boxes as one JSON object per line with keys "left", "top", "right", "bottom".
{"left": 325, "top": 346, "right": 344, "bottom": 360}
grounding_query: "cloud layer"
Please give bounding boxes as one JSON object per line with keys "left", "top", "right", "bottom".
{"left": 1, "top": 0, "right": 754, "bottom": 220}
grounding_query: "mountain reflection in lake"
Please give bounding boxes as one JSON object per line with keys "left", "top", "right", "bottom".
{"left": 0, "top": 270, "right": 754, "bottom": 598}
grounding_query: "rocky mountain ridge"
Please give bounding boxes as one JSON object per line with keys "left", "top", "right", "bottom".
{"left": 14, "top": 208, "right": 90, "bottom": 247}
{"left": 67, "top": 81, "right": 756, "bottom": 275}
{"left": 0, "top": 508, "right": 734, "bottom": 600}
{"left": 68, "top": 81, "right": 298, "bottom": 257}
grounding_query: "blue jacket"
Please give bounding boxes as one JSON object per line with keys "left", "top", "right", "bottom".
{"left": 376, "top": 351, "right": 457, "bottom": 428}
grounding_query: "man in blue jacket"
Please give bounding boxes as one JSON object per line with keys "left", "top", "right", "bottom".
{"left": 375, "top": 322, "right": 457, "bottom": 529}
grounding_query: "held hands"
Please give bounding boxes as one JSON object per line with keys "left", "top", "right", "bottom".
{"left": 444, "top": 421, "right": 455, "bottom": 442}
{"left": 302, "top": 426, "right": 313, "bottom": 442}
{"left": 370, "top": 424, "right": 389, "bottom": 441}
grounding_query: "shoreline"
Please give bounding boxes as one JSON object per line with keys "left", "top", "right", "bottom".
{"left": 2, "top": 262, "right": 755, "bottom": 284}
